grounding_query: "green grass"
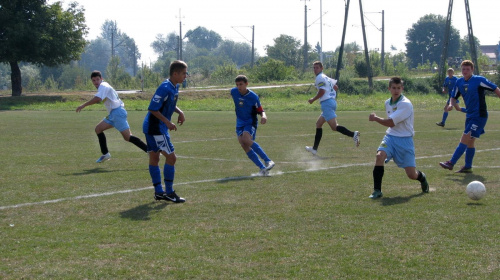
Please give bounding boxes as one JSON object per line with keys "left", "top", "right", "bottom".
{"left": 1, "top": 99, "right": 500, "bottom": 278}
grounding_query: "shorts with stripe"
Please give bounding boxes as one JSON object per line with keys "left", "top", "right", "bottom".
{"left": 145, "top": 134, "right": 174, "bottom": 154}
{"left": 377, "top": 134, "right": 415, "bottom": 168}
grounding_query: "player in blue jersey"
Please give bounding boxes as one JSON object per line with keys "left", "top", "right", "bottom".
{"left": 143, "top": 61, "right": 187, "bottom": 203}
{"left": 231, "top": 75, "right": 275, "bottom": 176}
{"left": 436, "top": 68, "right": 466, "bottom": 127}
{"left": 305, "top": 61, "right": 360, "bottom": 156}
{"left": 76, "top": 70, "right": 147, "bottom": 163}
{"left": 439, "top": 60, "right": 500, "bottom": 173}
{"left": 368, "top": 77, "right": 429, "bottom": 199}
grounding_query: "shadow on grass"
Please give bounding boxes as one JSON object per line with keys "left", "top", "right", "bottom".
{"left": 447, "top": 173, "right": 486, "bottom": 186}
{"left": 119, "top": 202, "right": 168, "bottom": 221}
{"left": 379, "top": 192, "right": 426, "bottom": 206}
{"left": 216, "top": 175, "right": 256, "bottom": 184}
{"left": 65, "top": 168, "right": 115, "bottom": 176}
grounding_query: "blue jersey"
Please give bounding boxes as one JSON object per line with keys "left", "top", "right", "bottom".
{"left": 143, "top": 79, "right": 179, "bottom": 135}
{"left": 443, "top": 76, "right": 458, "bottom": 98}
{"left": 230, "top": 88, "right": 263, "bottom": 128}
{"left": 452, "top": 75, "right": 498, "bottom": 118}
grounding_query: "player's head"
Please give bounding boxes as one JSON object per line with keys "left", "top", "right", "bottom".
{"left": 235, "top": 75, "right": 248, "bottom": 94}
{"left": 447, "top": 68, "right": 454, "bottom": 75}
{"left": 169, "top": 60, "right": 188, "bottom": 85}
{"left": 313, "top": 61, "right": 323, "bottom": 75}
{"left": 460, "top": 60, "right": 474, "bottom": 79}
{"left": 388, "top": 76, "right": 403, "bottom": 87}
{"left": 90, "top": 70, "right": 103, "bottom": 89}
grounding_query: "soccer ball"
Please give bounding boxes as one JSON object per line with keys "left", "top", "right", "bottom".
{"left": 466, "top": 181, "right": 486, "bottom": 201}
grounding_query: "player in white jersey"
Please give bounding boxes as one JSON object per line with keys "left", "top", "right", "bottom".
{"left": 305, "top": 61, "right": 360, "bottom": 156}
{"left": 76, "top": 70, "right": 147, "bottom": 163}
{"left": 368, "top": 77, "right": 429, "bottom": 199}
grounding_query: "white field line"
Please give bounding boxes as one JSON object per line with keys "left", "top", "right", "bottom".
{"left": 1, "top": 148, "right": 500, "bottom": 211}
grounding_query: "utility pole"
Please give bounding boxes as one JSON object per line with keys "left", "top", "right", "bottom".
{"left": 320, "top": 0, "right": 323, "bottom": 63}
{"left": 178, "top": 9, "right": 183, "bottom": 60}
{"left": 302, "top": 0, "right": 309, "bottom": 73}
{"left": 109, "top": 21, "right": 117, "bottom": 57}
{"left": 251, "top": 25, "right": 255, "bottom": 68}
{"left": 335, "top": 0, "right": 350, "bottom": 80}
{"left": 465, "top": 0, "right": 479, "bottom": 75}
{"left": 381, "top": 10, "right": 385, "bottom": 71}
{"left": 359, "top": 0, "right": 373, "bottom": 89}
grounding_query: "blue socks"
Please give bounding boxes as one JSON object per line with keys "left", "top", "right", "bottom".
{"left": 465, "top": 147, "right": 475, "bottom": 168}
{"left": 450, "top": 143, "right": 468, "bottom": 165}
{"left": 149, "top": 164, "right": 175, "bottom": 193}
{"left": 246, "top": 150, "right": 265, "bottom": 169}
{"left": 461, "top": 107, "right": 467, "bottom": 113}
{"left": 251, "top": 142, "right": 271, "bottom": 163}
{"left": 149, "top": 165, "right": 163, "bottom": 193}
{"left": 164, "top": 164, "right": 175, "bottom": 194}
{"left": 441, "top": 112, "right": 448, "bottom": 124}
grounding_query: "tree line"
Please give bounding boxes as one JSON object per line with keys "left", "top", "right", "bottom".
{"left": 0, "top": 1, "right": 496, "bottom": 96}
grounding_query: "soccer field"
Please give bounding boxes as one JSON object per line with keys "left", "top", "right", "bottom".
{"left": 1, "top": 110, "right": 499, "bottom": 279}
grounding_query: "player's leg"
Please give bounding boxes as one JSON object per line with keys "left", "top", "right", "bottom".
{"left": 238, "top": 129, "right": 266, "bottom": 172}
{"left": 95, "top": 120, "right": 114, "bottom": 162}
{"left": 112, "top": 107, "right": 148, "bottom": 153}
{"left": 249, "top": 129, "right": 274, "bottom": 171}
{"left": 119, "top": 129, "right": 147, "bottom": 153}
{"left": 370, "top": 150, "right": 386, "bottom": 199}
{"left": 306, "top": 115, "right": 325, "bottom": 155}
{"left": 437, "top": 102, "right": 448, "bottom": 126}
{"left": 326, "top": 117, "right": 360, "bottom": 147}
{"left": 404, "top": 166, "right": 429, "bottom": 193}
{"left": 454, "top": 99, "right": 466, "bottom": 113}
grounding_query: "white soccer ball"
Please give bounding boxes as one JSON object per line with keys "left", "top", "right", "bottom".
{"left": 466, "top": 181, "right": 486, "bottom": 201}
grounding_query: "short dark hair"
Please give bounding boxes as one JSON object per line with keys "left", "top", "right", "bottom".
{"left": 461, "top": 59, "right": 474, "bottom": 69}
{"left": 389, "top": 77, "right": 403, "bottom": 87}
{"left": 90, "top": 70, "right": 102, "bottom": 79}
{"left": 169, "top": 60, "right": 188, "bottom": 76}
{"left": 235, "top": 75, "right": 248, "bottom": 83}
{"left": 313, "top": 61, "right": 323, "bottom": 68}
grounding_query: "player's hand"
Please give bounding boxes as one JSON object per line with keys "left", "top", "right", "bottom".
{"left": 369, "top": 113, "right": 377, "bottom": 121}
{"left": 166, "top": 121, "right": 177, "bottom": 131}
{"left": 76, "top": 105, "right": 84, "bottom": 113}
{"left": 177, "top": 112, "right": 185, "bottom": 125}
{"left": 308, "top": 98, "right": 315, "bottom": 104}
{"left": 261, "top": 116, "right": 267, "bottom": 124}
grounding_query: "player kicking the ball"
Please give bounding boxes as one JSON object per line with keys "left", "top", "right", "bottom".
{"left": 368, "top": 77, "right": 429, "bottom": 199}
{"left": 143, "top": 60, "right": 187, "bottom": 203}
{"left": 230, "top": 75, "right": 275, "bottom": 176}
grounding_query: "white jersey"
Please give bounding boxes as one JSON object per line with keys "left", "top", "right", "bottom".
{"left": 384, "top": 95, "right": 414, "bottom": 137}
{"left": 94, "top": 81, "right": 124, "bottom": 114}
{"left": 315, "top": 72, "right": 337, "bottom": 102}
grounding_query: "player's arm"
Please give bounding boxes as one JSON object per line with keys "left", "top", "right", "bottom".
{"left": 175, "top": 106, "right": 185, "bottom": 125}
{"left": 369, "top": 113, "right": 395, "bottom": 127}
{"left": 309, "top": 89, "right": 326, "bottom": 104}
{"left": 76, "top": 96, "right": 102, "bottom": 112}
{"left": 494, "top": 87, "right": 500, "bottom": 98}
{"left": 149, "top": 110, "right": 177, "bottom": 131}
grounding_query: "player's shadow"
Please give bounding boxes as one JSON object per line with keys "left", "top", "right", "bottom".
{"left": 65, "top": 168, "right": 114, "bottom": 176}
{"left": 216, "top": 175, "right": 257, "bottom": 184}
{"left": 447, "top": 173, "right": 486, "bottom": 186}
{"left": 119, "top": 202, "right": 168, "bottom": 221}
{"left": 379, "top": 192, "right": 426, "bottom": 206}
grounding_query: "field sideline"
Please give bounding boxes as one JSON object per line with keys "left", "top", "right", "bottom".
{"left": 1, "top": 110, "right": 499, "bottom": 279}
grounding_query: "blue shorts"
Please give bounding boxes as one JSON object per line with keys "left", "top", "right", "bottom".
{"left": 320, "top": 98, "right": 337, "bottom": 121}
{"left": 378, "top": 135, "right": 416, "bottom": 168}
{"left": 464, "top": 117, "right": 487, "bottom": 138}
{"left": 236, "top": 125, "right": 256, "bottom": 140}
{"left": 103, "top": 107, "right": 130, "bottom": 132}
{"left": 145, "top": 134, "right": 175, "bottom": 154}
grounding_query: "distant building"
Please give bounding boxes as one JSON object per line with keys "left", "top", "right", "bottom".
{"left": 479, "top": 43, "right": 500, "bottom": 66}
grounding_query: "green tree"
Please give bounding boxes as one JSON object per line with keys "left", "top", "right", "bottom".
{"left": 405, "top": 14, "right": 460, "bottom": 68}
{"left": 151, "top": 32, "right": 179, "bottom": 56}
{"left": 265, "top": 35, "right": 303, "bottom": 69}
{"left": 185, "top": 27, "right": 222, "bottom": 51}
{"left": 0, "top": 0, "right": 87, "bottom": 96}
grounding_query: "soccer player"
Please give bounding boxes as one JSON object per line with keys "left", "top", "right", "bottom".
{"left": 230, "top": 75, "right": 275, "bottom": 176}
{"left": 143, "top": 60, "right": 187, "bottom": 203}
{"left": 436, "top": 68, "right": 466, "bottom": 127}
{"left": 305, "top": 61, "right": 360, "bottom": 156}
{"left": 368, "top": 77, "right": 429, "bottom": 199}
{"left": 76, "top": 70, "right": 147, "bottom": 163}
{"left": 439, "top": 60, "right": 500, "bottom": 173}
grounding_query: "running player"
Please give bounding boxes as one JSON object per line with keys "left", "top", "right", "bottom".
{"left": 230, "top": 75, "right": 275, "bottom": 176}
{"left": 439, "top": 60, "right": 500, "bottom": 173}
{"left": 436, "top": 68, "right": 466, "bottom": 127}
{"left": 143, "top": 60, "right": 187, "bottom": 203}
{"left": 305, "top": 61, "right": 360, "bottom": 156}
{"left": 76, "top": 70, "right": 147, "bottom": 163}
{"left": 368, "top": 77, "right": 429, "bottom": 199}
